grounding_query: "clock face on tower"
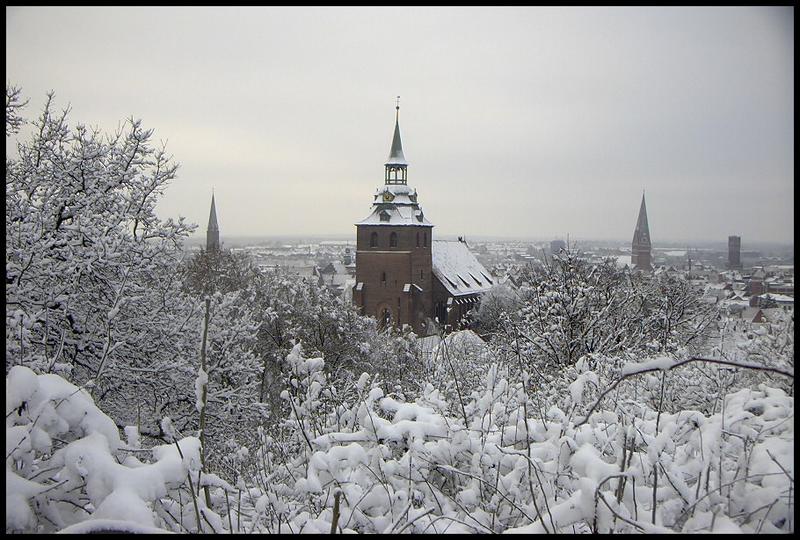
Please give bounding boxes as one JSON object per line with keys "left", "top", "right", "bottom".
{"left": 383, "top": 191, "right": 395, "bottom": 202}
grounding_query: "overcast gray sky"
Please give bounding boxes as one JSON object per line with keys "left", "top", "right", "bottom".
{"left": 6, "top": 6, "right": 794, "bottom": 244}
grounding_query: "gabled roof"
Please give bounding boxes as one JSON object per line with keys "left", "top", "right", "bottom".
{"left": 432, "top": 240, "right": 494, "bottom": 297}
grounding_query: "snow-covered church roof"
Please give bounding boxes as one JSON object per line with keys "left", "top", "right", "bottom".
{"left": 356, "top": 184, "right": 433, "bottom": 227}
{"left": 432, "top": 240, "right": 494, "bottom": 296}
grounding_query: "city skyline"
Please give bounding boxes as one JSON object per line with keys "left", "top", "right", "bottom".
{"left": 6, "top": 6, "right": 794, "bottom": 244}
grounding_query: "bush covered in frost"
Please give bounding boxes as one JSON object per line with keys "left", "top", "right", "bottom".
{"left": 240, "top": 346, "right": 795, "bottom": 534}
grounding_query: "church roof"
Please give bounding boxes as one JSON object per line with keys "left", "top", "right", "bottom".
{"left": 432, "top": 240, "right": 494, "bottom": 296}
{"left": 386, "top": 113, "right": 407, "bottom": 166}
{"left": 632, "top": 192, "right": 650, "bottom": 247}
{"left": 207, "top": 193, "right": 219, "bottom": 232}
{"left": 356, "top": 184, "right": 433, "bottom": 227}
{"left": 356, "top": 205, "right": 433, "bottom": 227}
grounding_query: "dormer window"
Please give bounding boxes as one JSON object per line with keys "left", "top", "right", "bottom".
{"left": 390, "top": 232, "right": 398, "bottom": 247}
{"left": 379, "top": 210, "right": 390, "bottom": 222}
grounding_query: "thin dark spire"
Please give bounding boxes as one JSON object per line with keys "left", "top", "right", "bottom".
{"left": 208, "top": 192, "right": 219, "bottom": 232}
{"left": 206, "top": 191, "right": 220, "bottom": 252}
{"left": 633, "top": 192, "right": 649, "bottom": 239}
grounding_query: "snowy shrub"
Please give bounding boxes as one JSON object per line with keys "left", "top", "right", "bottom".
{"left": 5, "top": 366, "right": 231, "bottom": 533}
{"left": 243, "top": 347, "right": 794, "bottom": 534}
{"left": 476, "top": 249, "right": 718, "bottom": 382}
{"left": 5, "top": 88, "right": 199, "bottom": 423}
{"left": 430, "top": 329, "right": 497, "bottom": 410}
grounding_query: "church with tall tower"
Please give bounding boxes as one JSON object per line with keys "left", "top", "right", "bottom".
{"left": 353, "top": 100, "right": 493, "bottom": 334}
{"left": 631, "top": 192, "right": 652, "bottom": 271}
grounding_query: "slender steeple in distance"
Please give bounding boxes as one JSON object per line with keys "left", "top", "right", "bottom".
{"left": 631, "top": 191, "right": 652, "bottom": 271}
{"left": 206, "top": 191, "right": 220, "bottom": 252}
{"left": 385, "top": 96, "right": 408, "bottom": 185}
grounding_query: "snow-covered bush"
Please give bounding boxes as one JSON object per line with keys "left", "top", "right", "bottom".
{"left": 430, "top": 329, "right": 497, "bottom": 411}
{"left": 5, "top": 88, "right": 197, "bottom": 414}
{"left": 4, "top": 88, "right": 267, "bottom": 482}
{"left": 5, "top": 365, "right": 231, "bottom": 533}
{"left": 243, "top": 347, "right": 794, "bottom": 533}
{"left": 476, "top": 249, "right": 719, "bottom": 382}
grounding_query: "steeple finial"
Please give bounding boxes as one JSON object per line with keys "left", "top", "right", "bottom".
{"left": 395, "top": 96, "right": 400, "bottom": 121}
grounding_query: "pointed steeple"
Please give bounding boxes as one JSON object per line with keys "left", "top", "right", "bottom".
{"left": 387, "top": 107, "right": 406, "bottom": 164}
{"left": 206, "top": 192, "right": 220, "bottom": 252}
{"left": 631, "top": 191, "right": 652, "bottom": 271}
{"left": 633, "top": 192, "right": 650, "bottom": 246}
{"left": 385, "top": 97, "right": 408, "bottom": 184}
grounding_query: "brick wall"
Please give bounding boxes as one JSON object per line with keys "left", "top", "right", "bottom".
{"left": 354, "top": 224, "right": 433, "bottom": 333}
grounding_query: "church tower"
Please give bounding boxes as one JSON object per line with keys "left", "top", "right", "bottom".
{"left": 207, "top": 192, "right": 220, "bottom": 252}
{"left": 353, "top": 100, "right": 434, "bottom": 333}
{"left": 631, "top": 192, "right": 652, "bottom": 271}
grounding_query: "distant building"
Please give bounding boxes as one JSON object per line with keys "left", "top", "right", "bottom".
{"left": 352, "top": 102, "right": 493, "bottom": 334}
{"left": 631, "top": 193, "right": 652, "bottom": 271}
{"left": 207, "top": 193, "right": 220, "bottom": 252}
{"left": 318, "top": 261, "right": 351, "bottom": 294}
{"left": 750, "top": 293, "right": 794, "bottom": 308}
{"left": 728, "top": 235, "right": 742, "bottom": 270}
{"left": 550, "top": 239, "right": 566, "bottom": 255}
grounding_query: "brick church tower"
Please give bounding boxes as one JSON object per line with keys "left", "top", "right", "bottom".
{"left": 631, "top": 192, "right": 652, "bottom": 271}
{"left": 352, "top": 101, "right": 434, "bottom": 333}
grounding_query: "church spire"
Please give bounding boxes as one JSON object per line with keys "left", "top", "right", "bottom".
{"left": 631, "top": 191, "right": 652, "bottom": 271}
{"left": 385, "top": 96, "right": 408, "bottom": 184}
{"left": 206, "top": 191, "right": 220, "bottom": 252}
{"left": 635, "top": 192, "right": 650, "bottom": 243}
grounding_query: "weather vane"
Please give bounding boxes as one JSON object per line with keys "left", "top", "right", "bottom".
{"left": 396, "top": 95, "right": 400, "bottom": 110}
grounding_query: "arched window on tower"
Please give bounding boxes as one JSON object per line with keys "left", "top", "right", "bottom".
{"left": 381, "top": 271, "right": 387, "bottom": 284}
{"left": 423, "top": 232, "right": 428, "bottom": 247}
{"left": 416, "top": 232, "right": 420, "bottom": 247}
{"left": 370, "top": 232, "right": 378, "bottom": 248}
{"left": 390, "top": 232, "right": 398, "bottom": 247}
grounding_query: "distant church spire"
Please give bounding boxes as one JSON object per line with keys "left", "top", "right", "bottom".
{"left": 206, "top": 192, "right": 220, "bottom": 252}
{"left": 385, "top": 96, "right": 408, "bottom": 185}
{"left": 631, "top": 191, "right": 652, "bottom": 271}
